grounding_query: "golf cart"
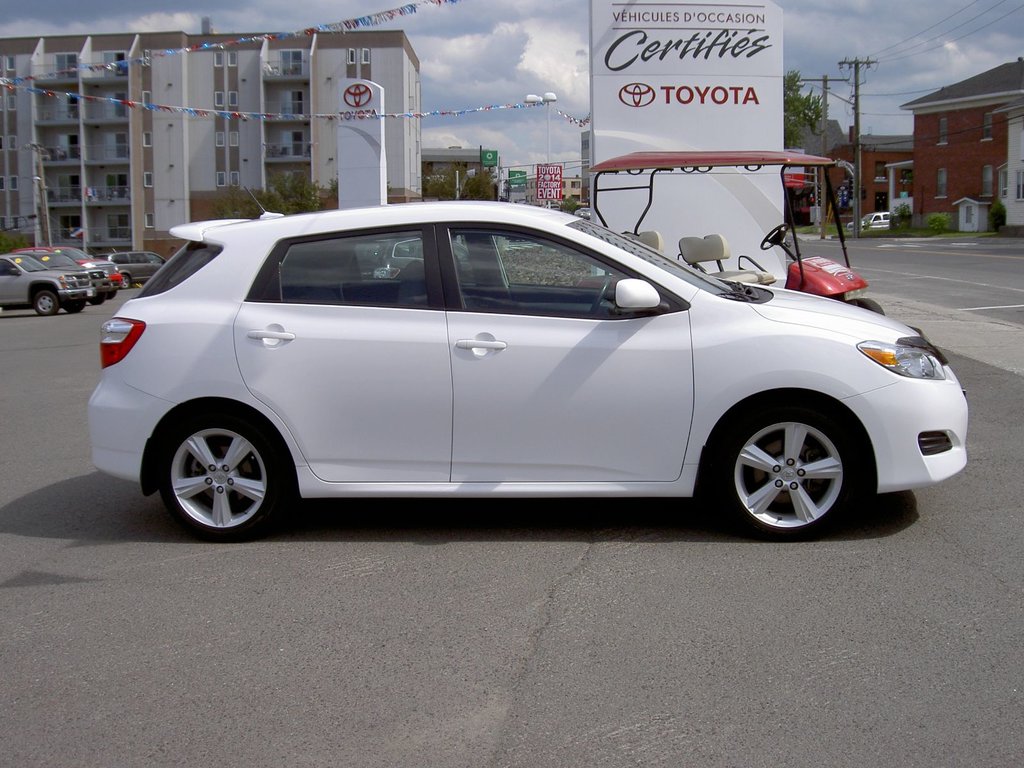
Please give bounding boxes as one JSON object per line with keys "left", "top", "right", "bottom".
{"left": 589, "top": 150, "right": 882, "bottom": 314}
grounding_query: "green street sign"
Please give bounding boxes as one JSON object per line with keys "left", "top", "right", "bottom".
{"left": 508, "top": 170, "right": 527, "bottom": 188}
{"left": 481, "top": 149, "right": 498, "bottom": 167}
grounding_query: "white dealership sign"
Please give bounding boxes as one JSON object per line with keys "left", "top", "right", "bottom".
{"left": 589, "top": 2, "right": 787, "bottom": 268}
{"left": 336, "top": 80, "right": 387, "bottom": 209}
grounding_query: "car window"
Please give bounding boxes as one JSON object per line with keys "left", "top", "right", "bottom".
{"left": 448, "top": 228, "right": 633, "bottom": 319}
{"left": 268, "top": 230, "right": 428, "bottom": 308}
{"left": 137, "top": 242, "right": 222, "bottom": 297}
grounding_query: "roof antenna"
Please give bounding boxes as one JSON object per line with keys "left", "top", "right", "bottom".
{"left": 244, "top": 187, "right": 284, "bottom": 220}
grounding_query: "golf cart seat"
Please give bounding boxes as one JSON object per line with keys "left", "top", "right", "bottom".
{"left": 678, "top": 234, "right": 776, "bottom": 285}
{"left": 637, "top": 230, "right": 665, "bottom": 253}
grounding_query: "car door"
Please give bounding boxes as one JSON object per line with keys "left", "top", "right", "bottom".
{"left": 0, "top": 258, "right": 23, "bottom": 302}
{"left": 443, "top": 226, "right": 695, "bottom": 483}
{"left": 233, "top": 227, "right": 453, "bottom": 482}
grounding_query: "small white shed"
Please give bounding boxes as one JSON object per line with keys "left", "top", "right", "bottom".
{"left": 952, "top": 197, "right": 990, "bottom": 232}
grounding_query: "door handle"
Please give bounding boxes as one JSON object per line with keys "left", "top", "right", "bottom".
{"left": 455, "top": 339, "right": 507, "bottom": 350}
{"left": 247, "top": 330, "right": 296, "bottom": 341}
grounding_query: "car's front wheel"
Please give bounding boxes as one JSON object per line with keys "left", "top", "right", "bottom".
{"left": 157, "top": 413, "right": 291, "bottom": 541}
{"left": 704, "top": 404, "right": 869, "bottom": 540}
{"left": 33, "top": 289, "right": 60, "bottom": 316}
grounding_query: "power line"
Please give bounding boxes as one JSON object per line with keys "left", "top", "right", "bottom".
{"left": 878, "top": 2, "right": 1024, "bottom": 64}
{"left": 868, "top": 0, "right": 987, "bottom": 58}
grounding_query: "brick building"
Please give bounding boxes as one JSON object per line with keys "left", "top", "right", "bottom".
{"left": 900, "top": 58, "right": 1024, "bottom": 230}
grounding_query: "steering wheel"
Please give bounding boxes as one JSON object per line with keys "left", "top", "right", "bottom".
{"left": 590, "top": 276, "right": 613, "bottom": 315}
{"left": 760, "top": 223, "right": 789, "bottom": 251}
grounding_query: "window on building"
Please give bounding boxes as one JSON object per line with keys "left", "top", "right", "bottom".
{"left": 216, "top": 131, "right": 225, "bottom": 147}
{"left": 8, "top": 176, "right": 16, "bottom": 191}
{"left": 1016, "top": 170, "right": 1024, "bottom": 201}
{"left": 7, "top": 135, "right": 14, "bottom": 150}
{"left": 7, "top": 94, "right": 15, "bottom": 110}
{"left": 229, "top": 131, "right": 239, "bottom": 146}
{"left": 982, "top": 112, "right": 993, "bottom": 140}
{"left": 874, "top": 161, "right": 886, "bottom": 181}
{"left": 5, "top": 55, "right": 14, "bottom": 71}
{"left": 214, "top": 91, "right": 224, "bottom": 108}
{"left": 938, "top": 116, "right": 947, "bottom": 144}
{"left": 230, "top": 171, "right": 239, "bottom": 186}
{"left": 142, "top": 90, "right": 151, "bottom": 106}
{"left": 228, "top": 91, "right": 238, "bottom": 108}
{"left": 362, "top": 48, "right": 370, "bottom": 65}
{"left": 145, "top": 212, "right": 154, "bottom": 228}
{"left": 936, "top": 168, "right": 947, "bottom": 197}
{"left": 143, "top": 172, "right": 153, "bottom": 187}
{"left": 143, "top": 132, "right": 152, "bottom": 147}
{"left": 228, "top": 52, "right": 237, "bottom": 67}
{"left": 55, "top": 53, "right": 77, "bottom": 73}
{"left": 999, "top": 167, "right": 1008, "bottom": 198}
{"left": 0, "top": 177, "right": 5, "bottom": 191}
{"left": 214, "top": 52, "right": 224, "bottom": 67}
{"left": 982, "top": 165, "right": 993, "bottom": 197}
{"left": 281, "top": 50, "right": 303, "bottom": 75}
{"left": 216, "top": 171, "right": 226, "bottom": 187}
{"left": 347, "top": 49, "right": 356, "bottom": 65}
{"left": 0, "top": 135, "right": 3, "bottom": 150}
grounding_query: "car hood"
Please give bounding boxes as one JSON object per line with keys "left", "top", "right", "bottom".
{"left": 751, "top": 287, "right": 917, "bottom": 340}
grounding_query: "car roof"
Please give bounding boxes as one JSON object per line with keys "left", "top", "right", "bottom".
{"left": 169, "top": 201, "right": 576, "bottom": 245}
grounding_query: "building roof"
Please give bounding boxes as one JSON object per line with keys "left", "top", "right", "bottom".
{"left": 901, "top": 58, "right": 1024, "bottom": 110}
{"left": 796, "top": 119, "right": 847, "bottom": 155}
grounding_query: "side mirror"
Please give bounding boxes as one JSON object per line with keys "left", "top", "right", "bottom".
{"left": 614, "top": 278, "right": 661, "bottom": 309}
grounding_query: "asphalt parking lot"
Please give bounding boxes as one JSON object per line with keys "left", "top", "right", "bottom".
{"left": 1, "top": 286, "right": 1021, "bottom": 767}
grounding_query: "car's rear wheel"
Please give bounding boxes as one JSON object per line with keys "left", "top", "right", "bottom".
{"left": 119, "top": 272, "right": 132, "bottom": 288}
{"left": 704, "top": 404, "right": 867, "bottom": 540}
{"left": 33, "top": 289, "right": 60, "bottom": 316}
{"left": 157, "top": 413, "right": 291, "bottom": 541}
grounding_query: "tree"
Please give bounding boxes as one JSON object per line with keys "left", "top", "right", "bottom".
{"left": 211, "top": 173, "right": 325, "bottom": 219}
{"left": 783, "top": 70, "right": 823, "bottom": 149}
{"left": 422, "top": 163, "right": 495, "bottom": 200}
{"left": 0, "top": 231, "right": 30, "bottom": 253}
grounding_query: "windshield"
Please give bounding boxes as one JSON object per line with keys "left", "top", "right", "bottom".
{"left": 568, "top": 219, "right": 737, "bottom": 296}
{"left": 10, "top": 255, "right": 56, "bottom": 272}
{"left": 28, "top": 252, "right": 79, "bottom": 268}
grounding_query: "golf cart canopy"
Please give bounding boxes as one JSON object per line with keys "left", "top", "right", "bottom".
{"left": 589, "top": 150, "right": 838, "bottom": 174}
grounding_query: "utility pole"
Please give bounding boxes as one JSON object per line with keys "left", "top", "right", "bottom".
{"left": 26, "top": 143, "right": 52, "bottom": 246}
{"left": 839, "top": 57, "right": 876, "bottom": 238}
{"left": 801, "top": 74, "right": 847, "bottom": 239}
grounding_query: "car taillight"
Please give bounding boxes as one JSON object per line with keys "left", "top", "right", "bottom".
{"left": 100, "top": 318, "right": 146, "bottom": 368}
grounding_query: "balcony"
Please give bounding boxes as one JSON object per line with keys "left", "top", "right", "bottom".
{"left": 89, "top": 227, "right": 132, "bottom": 245}
{"left": 36, "top": 106, "right": 80, "bottom": 124}
{"left": 46, "top": 186, "right": 83, "bottom": 204}
{"left": 81, "top": 60, "right": 128, "bottom": 79}
{"left": 84, "top": 185, "right": 130, "bottom": 203}
{"left": 263, "top": 58, "right": 308, "bottom": 79}
{"left": 276, "top": 101, "right": 307, "bottom": 117}
{"left": 265, "top": 142, "right": 311, "bottom": 161}
{"left": 39, "top": 145, "right": 82, "bottom": 163}
{"left": 85, "top": 104, "right": 129, "bottom": 122}
{"left": 32, "top": 59, "right": 79, "bottom": 85}
{"left": 85, "top": 144, "right": 130, "bottom": 163}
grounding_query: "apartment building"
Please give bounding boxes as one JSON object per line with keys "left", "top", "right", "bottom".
{"left": 0, "top": 28, "right": 422, "bottom": 254}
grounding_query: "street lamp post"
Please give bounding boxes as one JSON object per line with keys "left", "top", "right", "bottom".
{"left": 524, "top": 91, "right": 557, "bottom": 162}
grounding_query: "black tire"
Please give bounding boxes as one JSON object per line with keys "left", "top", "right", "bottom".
{"left": 33, "top": 289, "right": 60, "bottom": 316}
{"left": 702, "top": 404, "right": 867, "bottom": 540}
{"left": 157, "top": 413, "right": 292, "bottom": 541}
{"left": 850, "top": 297, "right": 885, "bottom": 315}
{"left": 119, "top": 272, "right": 132, "bottom": 288}
{"left": 62, "top": 300, "right": 87, "bottom": 313}
{"left": 88, "top": 295, "right": 106, "bottom": 305}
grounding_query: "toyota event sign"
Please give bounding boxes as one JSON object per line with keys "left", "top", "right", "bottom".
{"left": 536, "top": 164, "right": 563, "bottom": 200}
{"left": 589, "top": 2, "right": 787, "bottom": 271}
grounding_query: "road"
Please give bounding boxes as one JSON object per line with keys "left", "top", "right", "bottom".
{"left": 1, "top": 254, "right": 1022, "bottom": 767}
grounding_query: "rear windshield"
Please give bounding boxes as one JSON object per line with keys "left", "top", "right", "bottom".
{"left": 137, "top": 241, "right": 222, "bottom": 297}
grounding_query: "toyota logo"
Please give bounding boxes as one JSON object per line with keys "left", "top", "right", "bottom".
{"left": 343, "top": 83, "right": 373, "bottom": 108}
{"left": 618, "top": 83, "right": 656, "bottom": 108}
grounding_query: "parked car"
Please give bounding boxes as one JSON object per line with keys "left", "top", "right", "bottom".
{"left": 88, "top": 202, "right": 968, "bottom": 542}
{"left": 11, "top": 246, "right": 119, "bottom": 302}
{"left": 0, "top": 253, "right": 94, "bottom": 315}
{"left": 10, "top": 250, "right": 114, "bottom": 306}
{"left": 574, "top": 207, "right": 592, "bottom": 220}
{"left": 107, "top": 251, "right": 166, "bottom": 287}
{"left": 846, "top": 212, "right": 891, "bottom": 231}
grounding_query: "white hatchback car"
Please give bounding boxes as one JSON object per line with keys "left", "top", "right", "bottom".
{"left": 88, "top": 202, "right": 968, "bottom": 541}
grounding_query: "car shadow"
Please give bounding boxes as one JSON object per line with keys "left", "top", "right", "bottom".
{"left": 0, "top": 472, "right": 919, "bottom": 546}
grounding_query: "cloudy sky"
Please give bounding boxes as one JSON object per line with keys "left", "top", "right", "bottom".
{"left": 4, "top": 0, "right": 1023, "bottom": 174}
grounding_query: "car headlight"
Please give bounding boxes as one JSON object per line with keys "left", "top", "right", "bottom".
{"left": 858, "top": 336, "right": 947, "bottom": 380}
